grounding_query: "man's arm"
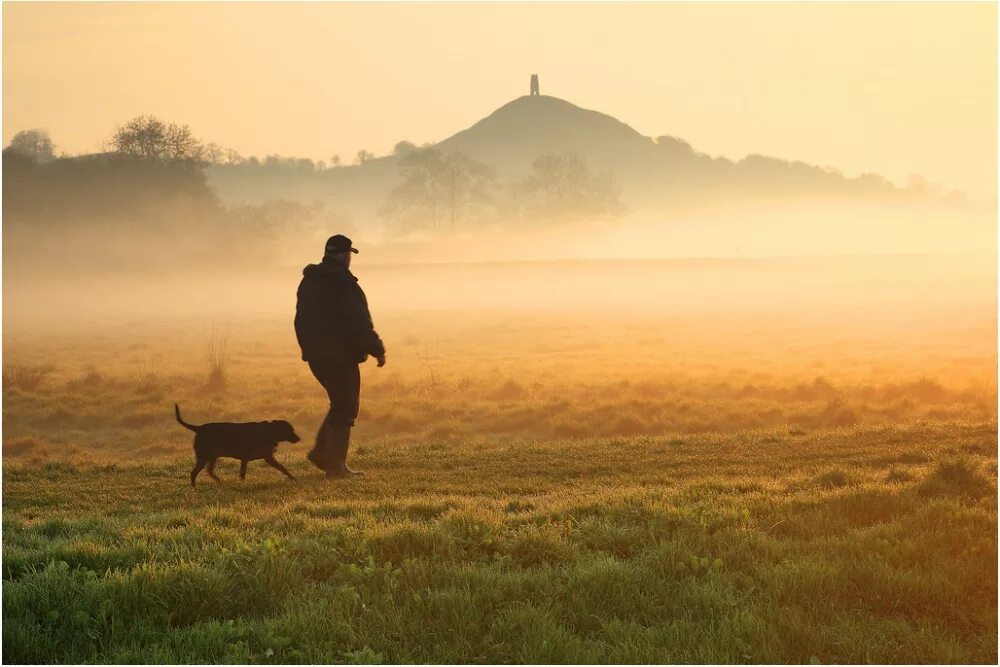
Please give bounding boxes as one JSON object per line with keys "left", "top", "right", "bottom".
{"left": 344, "top": 285, "right": 386, "bottom": 365}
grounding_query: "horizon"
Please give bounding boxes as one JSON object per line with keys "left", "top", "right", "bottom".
{"left": 3, "top": 2, "right": 997, "bottom": 199}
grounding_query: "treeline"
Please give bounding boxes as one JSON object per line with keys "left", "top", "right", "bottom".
{"left": 4, "top": 111, "right": 952, "bottom": 273}
{"left": 2, "top": 121, "right": 333, "bottom": 273}
{"left": 3, "top": 151, "right": 219, "bottom": 224}
{"left": 381, "top": 149, "right": 622, "bottom": 234}
{"left": 646, "top": 135, "right": 905, "bottom": 201}
{"left": 4, "top": 117, "right": 626, "bottom": 251}
{"left": 3, "top": 121, "right": 368, "bottom": 171}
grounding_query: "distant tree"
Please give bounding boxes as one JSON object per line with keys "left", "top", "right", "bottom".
{"left": 110, "top": 115, "right": 204, "bottom": 162}
{"left": 855, "top": 172, "right": 893, "bottom": 193}
{"left": 381, "top": 148, "right": 496, "bottom": 233}
{"left": 224, "top": 148, "right": 244, "bottom": 165}
{"left": 2, "top": 148, "right": 219, "bottom": 229}
{"left": 355, "top": 150, "right": 374, "bottom": 165}
{"left": 164, "top": 123, "right": 203, "bottom": 161}
{"left": 394, "top": 140, "right": 418, "bottom": 156}
{"left": 7, "top": 129, "right": 55, "bottom": 162}
{"left": 204, "top": 142, "right": 226, "bottom": 164}
{"left": 229, "top": 199, "right": 322, "bottom": 239}
{"left": 516, "top": 153, "right": 623, "bottom": 223}
{"left": 906, "top": 173, "right": 942, "bottom": 196}
{"left": 330, "top": 155, "right": 341, "bottom": 167}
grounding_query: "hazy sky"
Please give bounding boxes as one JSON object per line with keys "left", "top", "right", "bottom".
{"left": 4, "top": 2, "right": 996, "bottom": 198}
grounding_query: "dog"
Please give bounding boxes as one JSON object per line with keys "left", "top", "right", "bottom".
{"left": 175, "top": 404, "right": 301, "bottom": 487}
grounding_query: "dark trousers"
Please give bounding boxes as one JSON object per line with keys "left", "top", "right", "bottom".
{"left": 307, "top": 360, "right": 360, "bottom": 468}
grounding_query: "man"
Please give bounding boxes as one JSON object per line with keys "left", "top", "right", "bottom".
{"left": 294, "top": 234, "right": 385, "bottom": 478}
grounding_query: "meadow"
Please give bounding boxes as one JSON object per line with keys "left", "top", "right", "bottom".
{"left": 2, "top": 256, "right": 997, "bottom": 663}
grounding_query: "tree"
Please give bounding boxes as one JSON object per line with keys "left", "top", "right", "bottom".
{"left": 516, "top": 153, "right": 623, "bottom": 223}
{"left": 381, "top": 148, "right": 496, "bottom": 233}
{"left": 394, "top": 140, "right": 418, "bottom": 156}
{"left": 204, "top": 142, "right": 226, "bottom": 164}
{"left": 330, "top": 155, "right": 341, "bottom": 167}
{"left": 7, "top": 129, "right": 55, "bottom": 162}
{"left": 355, "top": 150, "right": 374, "bottom": 165}
{"left": 109, "top": 115, "right": 204, "bottom": 162}
{"left": 202, "top": 143, "right": 246, "bottom": 166}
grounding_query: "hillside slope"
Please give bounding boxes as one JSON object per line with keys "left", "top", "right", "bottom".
{"left": 205, "top": 94, "right": 908, "bottom": 216}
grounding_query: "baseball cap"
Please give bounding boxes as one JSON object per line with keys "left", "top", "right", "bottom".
{"left": 324, "top": 234, "right": 359, "bottom": 256}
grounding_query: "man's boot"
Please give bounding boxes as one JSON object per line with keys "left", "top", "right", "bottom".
{"left": 307, "top": 418, "right": 330, "bottom": 471}
{"left": 326, "top": 425, "right": 364, "bottom": 478}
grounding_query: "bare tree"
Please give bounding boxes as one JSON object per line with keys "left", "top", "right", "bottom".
{"left": 7, "top": 129, "right": 56, "bottom": 162}
{"left": 355, "top": 150, "right": 374, "bottom": 165}
{"left": 204, "top": 142, "right": 226, "bottom": 164}
{"left": 165, "top": 123, "right": 204, "bottom": 162}
{"left": 109, "top": 115, "right": 205, "bottom": 162}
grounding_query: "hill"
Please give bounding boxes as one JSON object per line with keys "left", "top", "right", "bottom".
{"left": 435, "top": 95, "right": 655, "bottom": 176}
{"left": 204, "top": 94, "right": 910, "bottom": 219}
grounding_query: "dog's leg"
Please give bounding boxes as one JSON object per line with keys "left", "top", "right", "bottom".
{"left": 206, "top": 459, "right": 222, "bottom": 483}
{"left": 265, "top": 456, "right": 296, "bottom": 481}
{"left": 190, "top": 458, "right": 207, "bottom": 487}
{"left": 239, "top": 460, "right": 248, "bottom": 480}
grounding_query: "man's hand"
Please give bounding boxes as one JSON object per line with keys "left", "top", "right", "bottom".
{"left": 375, "top": 353, "right": 386, "bottom": 368}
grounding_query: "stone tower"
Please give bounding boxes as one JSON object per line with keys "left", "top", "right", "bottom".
{"left": 530, "top": 74, "right": 539, "bottom": 96}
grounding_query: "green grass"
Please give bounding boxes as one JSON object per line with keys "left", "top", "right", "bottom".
{"left": 3, "top": 421, "right": 996, "bottom": 663}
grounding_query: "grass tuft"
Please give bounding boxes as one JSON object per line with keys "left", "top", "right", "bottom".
{"left": 919, "top": 456, "right": 993, "bottom": 500}
{"left": 812, "top": 467, "right": 858, "bottom": 489}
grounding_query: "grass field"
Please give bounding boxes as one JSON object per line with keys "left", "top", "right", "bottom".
{"left": 2, "top": 422, "right": 997, "bottom": 663}
{"left": 2, "top": 257, "right": 997, "bottom": 663}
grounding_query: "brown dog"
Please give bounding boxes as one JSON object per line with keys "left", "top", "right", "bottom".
{"left": 175, "top": 404, "right": 301, "bottom": 487}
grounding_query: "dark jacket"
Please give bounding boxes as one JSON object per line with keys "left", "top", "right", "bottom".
{"left": 294, "top": 259, "right": 385, "bottom": 364}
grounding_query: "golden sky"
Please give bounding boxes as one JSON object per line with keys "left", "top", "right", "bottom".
{"left": 3, "top": 2, "right": 997, "bottom": 198}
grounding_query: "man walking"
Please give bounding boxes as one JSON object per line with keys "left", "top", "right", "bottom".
{"left": 295, "top": 234, "right": 385, "bottom": 478}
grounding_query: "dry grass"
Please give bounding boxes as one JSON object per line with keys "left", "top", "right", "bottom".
{"left": 2, "top": 308, "right": 996, "bottom": 463}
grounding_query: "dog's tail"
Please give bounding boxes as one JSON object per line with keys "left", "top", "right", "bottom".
{"left": 174, "top": 404, "right": 200, "bottom": 432}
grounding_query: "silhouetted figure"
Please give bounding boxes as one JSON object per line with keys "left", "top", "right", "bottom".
{"left": 295, "top": 234, "right": 386, "bottom": 478}
{"left": 530, "top": 74, "right": 540, "bottom": 96}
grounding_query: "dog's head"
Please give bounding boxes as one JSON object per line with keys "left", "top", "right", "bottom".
{"left": 269, "top": 420, "right": 301, "bottom": 444}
